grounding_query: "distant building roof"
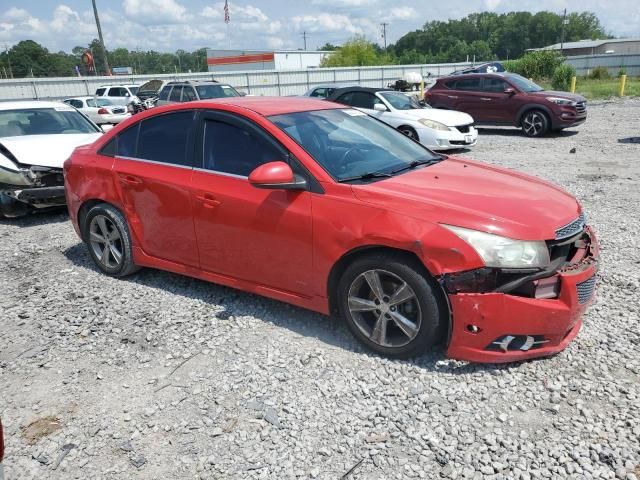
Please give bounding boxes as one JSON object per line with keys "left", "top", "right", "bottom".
{"left": 530, "top": 38, "right": 640, "bottom": 51}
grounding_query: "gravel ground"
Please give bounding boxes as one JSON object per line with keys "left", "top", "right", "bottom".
{"left": 1, "top": 98, "right": 639, "bottom": 480}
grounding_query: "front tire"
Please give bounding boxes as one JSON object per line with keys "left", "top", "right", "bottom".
{"left": 0, "top": 193, "right": 30, "bottom": 218}
{"left": 398, "top": 126, "right": 419, "bottom": 142}
{"left": 337, "top": 254, "right": 444, "bottom": 358}
{"left": 521, "top": 110, "right": 549, "bottom": 137}
{"left": 84, "top": 203, "right": 140, "bottom": 277}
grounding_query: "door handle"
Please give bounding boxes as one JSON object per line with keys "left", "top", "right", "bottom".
{"left": 120, "top": 174, "right": 143, "bottom": 185}
{"left": 196, "top": 193, "right": 221, "bottom": 208}
{"left": 447, "top": 95, "right": 458, "bottom": 99}
{"left": 480, "top": 97, "right": 492, "bottom": 101}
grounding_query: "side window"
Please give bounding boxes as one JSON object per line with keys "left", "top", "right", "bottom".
{"left": 310, "top": 88, "right": 327, "bottom": 98}
{"left": 95, "top": 87, "right": 106, "bottom": 96}
{"left": 482, "top": 77, "right": 508, "bottom": 93}
{"left": 444, "top": 80, "right": 457, "bottom": 89}
{"left": 336, "top": 92, "right": 355, "bottom": 106}
{"left": 137, "top": 111, "right": 193, "bottom": 166}
{"left": 183, "top": 87, "right": 197, "bottom": 101}
{"left": 86, "top": 99, "right": 96, "bottom": 107}
{"left": 100, "top": 137, "right": 117, "bottom": 157}
{"left": 117, "top": 123, "right": 139, "bottom": 158}
{"left": 202, "top": 119, "right": 281, "bottom": 177}
{"left": 350, "top": 92, "right": 379, "bottom": 109}
{"left": 454, "top": 78, "right": 482, "bottom": 92}
{"left": 66, "top": 99, "right": 83, "bottom": 109}
{"left": 170, "top": 86, "right": 183, "bottom": 102}
{"left": 159, "top": 86, "right": 171, "bottom": 100}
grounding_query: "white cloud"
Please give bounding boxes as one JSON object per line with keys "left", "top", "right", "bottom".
{"left": 292, "top": 13, "right": 363, "bottom": 34}
{"left": 389, "top": 6, "right": 418, "bottom": 20}
{"left": 122, "top": 0, "right": 188, "bottom": 24}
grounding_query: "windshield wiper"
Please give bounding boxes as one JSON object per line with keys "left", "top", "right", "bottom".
{"left": 390, "top": 157, "right": 443, "bottom": 175}
{"left": 337, "top": 171, "right": 393, "bottom": 183}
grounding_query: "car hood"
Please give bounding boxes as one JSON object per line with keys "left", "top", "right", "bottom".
{"left": 351, "top": 157, "right": 581, "bottom": 241}
{"left": 530, "top": 90, "right": 586, "bottom": 103}
{"left": 0, "top": 133, "right": 102, "bottom": 169}
{"left": 395, "top": 108, "right": 474, "bottom": 126}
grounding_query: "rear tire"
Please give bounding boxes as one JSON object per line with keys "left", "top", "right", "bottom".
{"left": 521, "top": 110, "right": 550, "bottom": 137}
{"left": 337, "top": 253, "right": 444, "bottom": 359}
{"left": 84, "top": 203, "right": 140, "bottom": 277}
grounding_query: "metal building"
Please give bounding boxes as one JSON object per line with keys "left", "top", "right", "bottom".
{"left": 529, "top": 38, "right": 640, "bottom": 56}
{"left": 207, "top": 49, "right": 332, "bottom": 72}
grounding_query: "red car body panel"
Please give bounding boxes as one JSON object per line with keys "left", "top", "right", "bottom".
{"left": 64, "top": 97, "right": 599, "bottom": 363}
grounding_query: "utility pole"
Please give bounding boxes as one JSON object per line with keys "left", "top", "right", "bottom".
{"left": 301, "top": 31, "right": 309, "bottom": 51}
{"left": 380, "top": 23, "right": 389, "bottom": 51}
{"left": 92, "top": 0, "right": 110, "bottom": 75}
{"left": 560, "top": 8, "right": 568, "bottom": 56}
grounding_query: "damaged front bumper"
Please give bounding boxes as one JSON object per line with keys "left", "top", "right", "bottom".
{"left": 442, "top": 227, "right": 598, "bottom": 363}
{"left": 1, "top": 162, "right": 66, "bottom": 209}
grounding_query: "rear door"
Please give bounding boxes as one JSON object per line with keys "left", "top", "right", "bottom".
{"left": 448, "top": 77, "right": 487, "bottom": 121}
{"left": 190, "top": 110, "right": 313, "bottom": 294}
{"left": 113, "top": 110, "right": 199, "bottom": 267}
{"left": 169, "top": 86, "right": 183, "bottom": 103}
{"left": 107, "top": 87, "right": 130, "bottom": 106}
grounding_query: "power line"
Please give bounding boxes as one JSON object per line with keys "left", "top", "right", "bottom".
{"left": 380, "top": 23, "right": 389, "bottom": 51}
{"left": 91, "top": 0, "right": 110, "bottom": 75}
{"left": 301, "top": 31, "right": 310, "bottom": 51}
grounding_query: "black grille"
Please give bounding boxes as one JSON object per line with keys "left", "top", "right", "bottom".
{"left": 576, "top": 276, "right": 596, "bottom": 304}
{"left": 576, "top": 101, "right": 587, "bottom": 114}
{"left": 555, "top": 213, "right": 586, "bottom": 240}
{"left": 456, "top": 124, "right": 472, "bottom": 133}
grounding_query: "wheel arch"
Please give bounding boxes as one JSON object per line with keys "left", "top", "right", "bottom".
{"left": 517, "top": 104, "right": 552, "bottom": 126}
{"left": 77, "top": 198, "right": 123, "bottom": 242}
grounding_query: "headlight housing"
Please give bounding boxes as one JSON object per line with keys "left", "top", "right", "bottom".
{"left": 418, "top": 118, "right": 450, "bottom": 131}
{"left": 546, "top": 97, "right": 577, "bottom": 106}
{"left": 442, "top": 225, "right": 551, "bottom": 269}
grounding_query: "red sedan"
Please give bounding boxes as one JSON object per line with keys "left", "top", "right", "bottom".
{"left": 64, "top": 97, "right": 598, "bottom": 363}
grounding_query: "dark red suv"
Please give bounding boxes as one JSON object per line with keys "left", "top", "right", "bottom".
{"left": 425, "top": 73, "right": 587, "bottom": 137}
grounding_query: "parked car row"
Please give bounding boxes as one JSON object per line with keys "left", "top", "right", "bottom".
{"left": 0, "top": 70, "right": 595, "bottom": 364}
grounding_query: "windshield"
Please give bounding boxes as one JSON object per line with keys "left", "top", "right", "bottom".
{"left": 0, "top": 107, "right": 100, "bottom": 137}
{"left": 379, "top": 92, "right": 425, "bottom": 110}
{"left": 128, "top": 87, "right": 139, "bottom": 95}
{"left": 196, "top": 84, "right": 240, "bottom": 99}
{"left": 269, "top": 108, "right": 440, "bottom": 182}
{"left": 505, "top": 74, "right": 544, "bottom": 92}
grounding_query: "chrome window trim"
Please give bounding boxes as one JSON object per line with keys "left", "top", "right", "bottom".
{"left": 193, "top": 167, "right": 248, "bottom": 180}
{"left": 115, "top": 155, "right": 193, "bottom": 170}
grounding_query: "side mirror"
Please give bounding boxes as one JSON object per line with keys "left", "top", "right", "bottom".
{"left": 125, "top": 92, "right": 130, "bottom": 97}
{"left": 238, "top": 91, "right": 248, "bottom": 96}
{"left": 248, "top": 161, "right": 307, "bottom": 190}
{"left": 504, "top": 87, "right": 516, "bottom": 95}
{"left": 373, "top": 103, "right": 387, "bottom": 112}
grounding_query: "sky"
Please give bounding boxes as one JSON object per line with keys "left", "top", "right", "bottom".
{"left": 0, "top": 0, "right": 638, "bottom": 53}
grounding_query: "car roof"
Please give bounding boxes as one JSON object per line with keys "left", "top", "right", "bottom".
{"left": 439, "top": 72, "right": 510, "bottom": 80}
{"left": 330, "top": 86, "right": 394, "bottom": 95}
{"left": 64, "top": 96, "right": 95, "bottom": 101}
{"left": 0, "top": 100, "right": 73, "bottom": 111}
{"left": 168, "top": 80, "right": 229, "bottom": 86}
{"left": 166, "top": 96, "right": 342, "bottom": 116}
{"left": 98, "top": 84, "right": 139, "bottom": 88}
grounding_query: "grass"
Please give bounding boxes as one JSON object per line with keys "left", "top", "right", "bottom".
{"left": 540, "top": 77, "right": 640, "bottom": 100}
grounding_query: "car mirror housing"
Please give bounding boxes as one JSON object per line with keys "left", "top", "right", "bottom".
{"left": 248, "top": 161, "right": 307, "bottom": 190}
{"left": 373, "top": 103, "right": 387, "bottom": 112}
{"left": 504, "top": 88, "right": 516, "bottom": 95}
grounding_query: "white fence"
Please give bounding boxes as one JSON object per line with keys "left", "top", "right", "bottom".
{"left": 0, "top": 62, "right": 479, "bottom": 101}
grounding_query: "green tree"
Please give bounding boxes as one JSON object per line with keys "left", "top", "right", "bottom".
{"left": 321, "top": 36, "right": 388, "bottom": 67}
{"left": 318, "top": 43, "right": 338, "bottom": 51}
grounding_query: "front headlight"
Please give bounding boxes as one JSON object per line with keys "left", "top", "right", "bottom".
{"left": 547, "top": 97, "right": 576, "bottom": 106}
{"left": 442, "top": 225, "right": 551, "bottom": 268}
{"left": 418, "top": 118, "right": 450, "bottom": 131}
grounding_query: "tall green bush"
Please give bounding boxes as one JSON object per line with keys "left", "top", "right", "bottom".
{"left": 515, "top": 50, "right": 564, "bottom": 79}
{"left": 588, "top": 66, "right": 610, "bottom": 79}
{"left": 551, "top": 64, "right": 576, "bottom": 91}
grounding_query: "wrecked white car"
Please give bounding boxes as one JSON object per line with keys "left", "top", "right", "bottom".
{"left": 0, "top": 101, "right": 102, "bottom": 218}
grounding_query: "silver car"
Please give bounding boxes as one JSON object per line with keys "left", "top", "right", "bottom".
{"left": 156, "top": 81, "right": 243, "bottom": 106}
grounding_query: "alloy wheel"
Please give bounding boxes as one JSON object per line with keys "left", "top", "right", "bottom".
{"left": 347, "top": 269, "right": 422, "bottom": 348}
{"left": 89, "top": 214, "right": 124, "bottom": 269}
{"left": 400, "top": 128, "right": 418, "bottom": 140}
{"left": 523, "top": 112, "right": 545, "bottom": 136}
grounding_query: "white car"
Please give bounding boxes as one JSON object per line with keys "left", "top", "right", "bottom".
{"left": 94, "top": 84, "right": 140, "bottom": 106}
{"left": 328, "top": 87, "right": 478, "bottom": 150}
{"left": 0, "top": 101, "right": 102, "bottom": 217}
{"left": 63, "top": 96, "right": 130, "bottom": 125}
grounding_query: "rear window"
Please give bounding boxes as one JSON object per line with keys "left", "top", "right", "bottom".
{"left": 195, "top": 84, "right": 240, "bottom": 99}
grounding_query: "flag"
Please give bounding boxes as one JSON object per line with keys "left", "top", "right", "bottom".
{"left": 224, "top": 0, "right": 230, "bottom": 24}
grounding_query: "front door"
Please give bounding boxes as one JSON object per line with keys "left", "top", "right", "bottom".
{"left": 478, "top": 76, "right": 516, "bottom": 122}
{"left": 190, "top": 111, "right": 313, "bottom": 295}
{"left": 114, "top": 110, "right": 199, "bottom": 267}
